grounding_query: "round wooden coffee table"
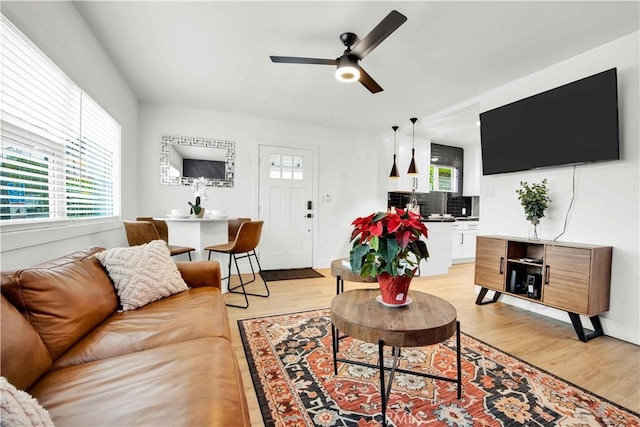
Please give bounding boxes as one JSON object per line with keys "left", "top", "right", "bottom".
{"left": 330, "top": 288, "right": 461, "bottom": 426}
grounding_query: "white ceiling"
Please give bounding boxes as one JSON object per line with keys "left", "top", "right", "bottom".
{"left": 73, "top": 1, "right": 639, "bottom": 146}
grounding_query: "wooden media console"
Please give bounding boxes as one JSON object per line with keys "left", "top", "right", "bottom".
{"left": 474, "top": 235, "right": 612, "bottom": 342}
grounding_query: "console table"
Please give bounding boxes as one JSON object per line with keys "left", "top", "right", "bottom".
{"left": 474, "top": 235, "right": 612, "bottom": 342}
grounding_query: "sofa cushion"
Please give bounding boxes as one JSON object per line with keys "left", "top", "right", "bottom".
{"left": 30, "top": 338, "right": 251, "bottom": 427}
{"left": 1, "top": 377, "right": 54, "bottom": 427}
{"left": 0, "top": 296, "right": 52, "bottom": 391}
{"left": 53, "top": 287, "right": 231, "bottom": 369}
{"left": 1, "top": 247, "right": 117, "bottom": 361}
{"left": 94, "top": 240, "right": 188, "bottom": 311}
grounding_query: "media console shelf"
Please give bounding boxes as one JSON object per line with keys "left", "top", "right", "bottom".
{"left": 474, "top": 236, "right": 612, "bottom": 342}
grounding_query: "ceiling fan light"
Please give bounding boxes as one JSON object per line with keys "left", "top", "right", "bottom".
{"left": 335, "top": 55, "right": 360, "bottom": 82}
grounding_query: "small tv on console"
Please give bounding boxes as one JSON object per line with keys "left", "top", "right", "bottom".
{"left": 480, "top": 68, "right": 619, "bottom": 175}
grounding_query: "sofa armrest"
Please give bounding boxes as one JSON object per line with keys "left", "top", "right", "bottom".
{"left": 176, "top": 261, "right": 221, "bottom": 289}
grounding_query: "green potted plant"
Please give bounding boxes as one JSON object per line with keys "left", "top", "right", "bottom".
{"left": 188, "top": 177, "right": 208, "bottom": 218}
{"left": 516, "top": 179, "right": 551, "bottom": 240}
{"left": 349, "top": 209, "right": 429, "bottom": 305}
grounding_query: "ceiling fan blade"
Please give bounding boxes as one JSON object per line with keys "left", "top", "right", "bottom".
{"left": 359, "top": 67, "right": 383, "bottom": 94}
{"left": 350, "top": 10, "right": 407, "bottom": 59}
{"left": 270, "top": 56, "right": 336, "bottom": 65}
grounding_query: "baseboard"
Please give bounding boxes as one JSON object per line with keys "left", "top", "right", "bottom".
{"left": 317, "top": 257, "right": 337, "bottom": 269}
{"left": 474, "top": 286, "right": 639, "bottom": 345}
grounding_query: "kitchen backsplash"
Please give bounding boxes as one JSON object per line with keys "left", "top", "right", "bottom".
{"left": 388, "top": 192, "right": 479, "bottom": 218}
{"left": 447, "top": 196, "right": 472, "bottom": 217}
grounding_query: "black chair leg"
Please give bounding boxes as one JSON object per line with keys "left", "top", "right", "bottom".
{"left": 207, "top": 249, "right": 269, "bottom": 308}
{"left": 226, "top": 253, "right": 250, "bottom": 309}
{"left": 228, "top": 250, "right": 269, "bottom": 298}
{"left": 232, "top": 252, "right": 257, "bottom": 285}
{"left": 250, "top": 250, "right": 270, "bottom": 298}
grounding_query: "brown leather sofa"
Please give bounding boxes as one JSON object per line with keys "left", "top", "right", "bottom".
{"left": 1, "top": 247, "right": 250, "bottom": 426}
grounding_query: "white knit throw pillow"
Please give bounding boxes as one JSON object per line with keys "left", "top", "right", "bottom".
{"left": 94, "top": 240, "right": 188, "bottom": 311}
{"left": 1, "top": 377, "right": 54, "bottom": 427}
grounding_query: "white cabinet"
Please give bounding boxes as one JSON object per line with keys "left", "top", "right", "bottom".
{"left": 463, "top": 146, "right": 481, "bottom": 196}
{"left": 388, "top": 135, "right": 431, "bottom": 192}
{"left": 452, "top": 221, "right": 479, "bottom": 263}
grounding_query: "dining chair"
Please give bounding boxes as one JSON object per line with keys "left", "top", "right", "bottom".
{"left": 126, "top": 219, "right": 195, "bottom": 261}
{"left": 204, "top": 220, "right": 269, "bottom": 309}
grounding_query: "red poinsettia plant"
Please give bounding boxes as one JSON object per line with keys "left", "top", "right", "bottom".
{"left": 349, "top": 209, "right": 429, "bottom": 279}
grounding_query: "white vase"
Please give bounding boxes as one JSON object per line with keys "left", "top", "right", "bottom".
{"left": 191, "top": 208, "right": 205, "bottom": 218}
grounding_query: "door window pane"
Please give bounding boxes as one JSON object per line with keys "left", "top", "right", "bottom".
{"left": 282, "top": 155, "right": 293, "bottom": 180}
{"left": 293, "top": 156, "right": 303, "bottom": 180}
{"left": 269, "top": 154, "right": 281, "bottom": 179}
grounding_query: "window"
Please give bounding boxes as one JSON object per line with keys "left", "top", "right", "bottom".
{"left": 269, "top": 154, "right": 303, "bottom": 180}
{"left": 429, "top": 165, "right": 458, "bottom": 192}
{"left": 0, "top": 15, "right": 121, "bottom": 224}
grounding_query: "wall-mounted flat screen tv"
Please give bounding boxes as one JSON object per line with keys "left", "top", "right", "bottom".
{"left": 480, "top": 68, "right": 619, "bottom": 175}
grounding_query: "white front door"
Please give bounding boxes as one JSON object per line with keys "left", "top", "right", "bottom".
{"left": 258, "top": 145, "right": 313, "bottom": 270}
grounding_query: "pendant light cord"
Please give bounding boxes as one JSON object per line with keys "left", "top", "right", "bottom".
{"left": 412, "top": 119, "right": 416, "bottom": 149}
{"left": 394, "top": 127, "right": 398, "bottom": 155}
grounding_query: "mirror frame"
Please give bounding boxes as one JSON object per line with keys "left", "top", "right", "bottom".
{"left": 160, "top": 135, "right": 235, "bottom": 188}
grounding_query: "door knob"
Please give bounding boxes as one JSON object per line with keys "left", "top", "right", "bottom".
{"left": 305, "top": 213, "right": 313, "bottom": 218}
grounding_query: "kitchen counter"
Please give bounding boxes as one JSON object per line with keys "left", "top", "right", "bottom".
{"left": 421, "top": 216, "right": 479, "bottom": 222}
{"left": 417, "top": 217, "right": 480, "bottom": 273}
{"left": 418, "top": 221, "right": 453, "bottom": 276}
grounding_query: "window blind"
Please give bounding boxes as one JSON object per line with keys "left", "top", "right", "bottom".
{"left": 1, "top": 15, "right": 120, "bottom": 223}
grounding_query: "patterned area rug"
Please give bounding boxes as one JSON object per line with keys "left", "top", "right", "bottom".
{"left": 239, "top": 309, "right": 640, "bottom": 427}
{"left": 260, "top": 268, "right": 324, "bottom": 282}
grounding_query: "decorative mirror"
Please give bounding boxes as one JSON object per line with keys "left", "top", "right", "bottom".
{"left": 160, "top": 135, "right": 234, "bottom": 187}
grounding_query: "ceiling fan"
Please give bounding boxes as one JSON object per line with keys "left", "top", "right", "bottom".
{"left": 270, "top": 10, "right": 407, "bottom": 94}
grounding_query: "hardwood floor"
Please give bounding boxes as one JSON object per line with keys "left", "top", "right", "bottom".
{"left": 223, "top": 263, "right": 640, "bottom": 426}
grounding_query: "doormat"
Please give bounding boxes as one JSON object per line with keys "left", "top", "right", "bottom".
{"left": 259, "top": 268, "right": 324, "bottom": 282}
{"left": 239, "top": 308, "right": 640, "bottom": 427}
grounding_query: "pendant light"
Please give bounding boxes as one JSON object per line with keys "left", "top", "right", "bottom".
{"left": 407, "top": 117, "right": 418, "bottom": 175}
{"left": 389, "top": 126, "right": 400, "bottom": 178}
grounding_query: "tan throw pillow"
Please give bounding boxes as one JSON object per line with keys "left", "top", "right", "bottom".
{"left": 1, "top": 376, "right": 54, "bottom": 427}
{"left": 94, "top": 240, "right": 188, "bottom": 311}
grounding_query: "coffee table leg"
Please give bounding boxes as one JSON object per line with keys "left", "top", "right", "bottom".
{"left": 336, "top": 275, "right": 345, "bottom": 295}
{"left": 456, "top": 320, "right": 462, "bottom": 399}
{"left": 378, "top": 342, "right": 402, "bottom": 427}
{"left": 378, "top": 341, "right": 387, "bottom": 427}
{"left": 331, "top": 323, "right": 340, "bottom": 375}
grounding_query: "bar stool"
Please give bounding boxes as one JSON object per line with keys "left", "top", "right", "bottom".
{"left": 204, "top": 220, "right": 269, "bottom": 309}
{"left": 227, "top": 217, "right": 251, "bottom": 244}
{"left": 128, "top": 218, "right": 195, "bottom": 260}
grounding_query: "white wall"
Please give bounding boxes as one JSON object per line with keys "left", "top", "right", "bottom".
{"left": 0, "top": 2, "right": 139, "bottom": 270}
{"left": 478, "top": 33, "right": 640, "bottom": 344}
{"left": 2, "top": 2, "right": 636, "bottom": 345}
{"left": 137, "top": 104, "right": 384, "bottom": 268}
